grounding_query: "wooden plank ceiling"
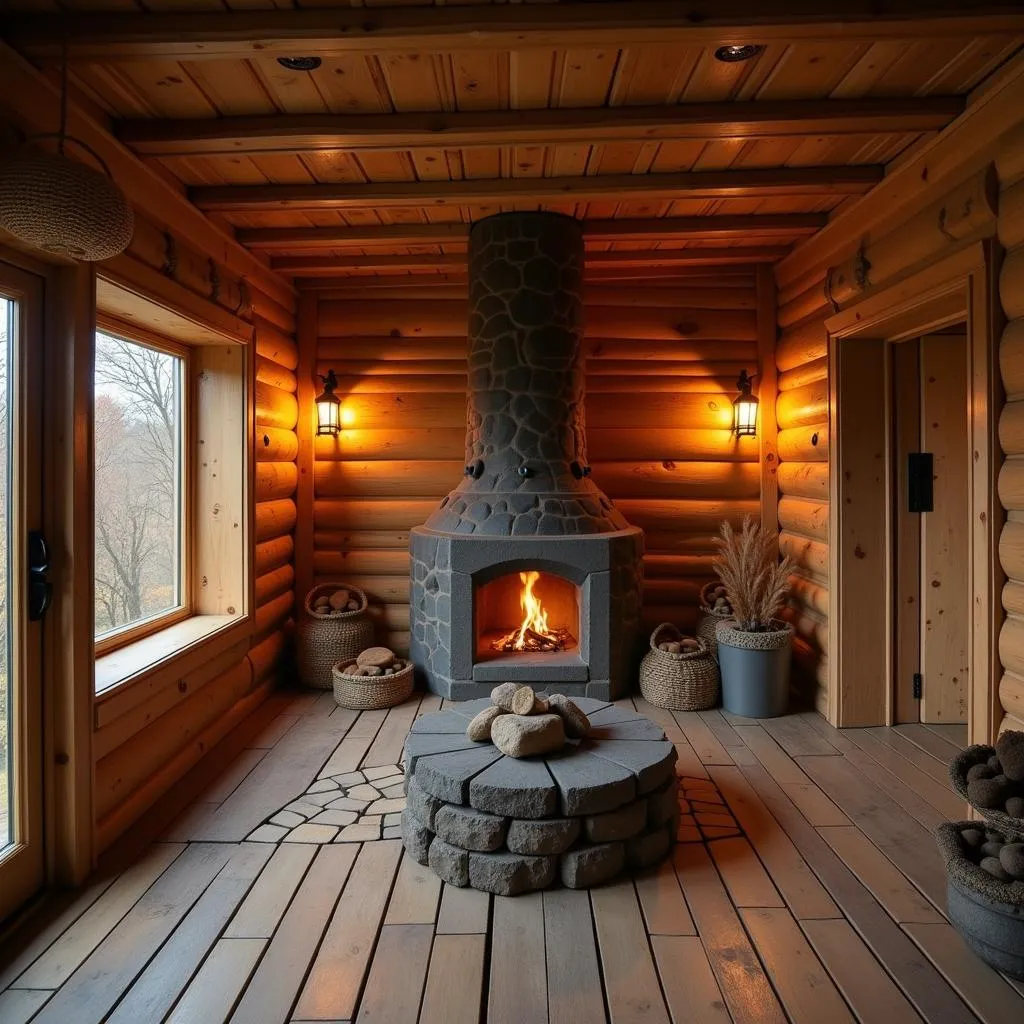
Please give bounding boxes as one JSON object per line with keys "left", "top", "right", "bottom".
{"left": 2, "top": 2, "right": 1022, "bottom": 283}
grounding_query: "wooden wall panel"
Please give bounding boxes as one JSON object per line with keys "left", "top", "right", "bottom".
{"left": 93, "top": 284, "right": 299, "bottom": 850}
{"left": 310, "top": 279, "right": 763, "bottom": 655}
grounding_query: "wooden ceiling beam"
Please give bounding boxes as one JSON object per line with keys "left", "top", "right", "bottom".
{"left": 194, "top": 167, "right": 881, "bottom": 213}
{"left": 7, "top": 3, "right": 1024, "bottom": 60}
{"left": 275, "top": 247, "right": 790, "bottom": 276}
{"left": 237, "top": 214, "right": 826, "bottom": 251}
{"left": 116, "top": 98, "right": 962, "bottom": 157}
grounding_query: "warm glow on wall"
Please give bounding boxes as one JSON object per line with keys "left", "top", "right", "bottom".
{"left": 316, "top": 369, "right": 341, "bottom": 436}
{"left": 340, "top": 406, "right": 356, "bottom": 427}
{"left": 733, "top": 369, "right": 758, "bottom": 438}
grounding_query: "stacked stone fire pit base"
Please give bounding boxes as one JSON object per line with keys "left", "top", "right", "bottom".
{"left": 402, "top": 697, "right": 678, "bottom": 894}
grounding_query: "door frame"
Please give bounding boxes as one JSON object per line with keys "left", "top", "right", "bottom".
{"left": 824, "top": 241, "right": 1003, "bottom": 743}
{"left": 0, "top": 260, "right": 46, "bottom": 922}
{"left": 0, "top": 246, "right": 95, "bottom": 912}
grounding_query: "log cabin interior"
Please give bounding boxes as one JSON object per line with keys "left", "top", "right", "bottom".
{"left": 4, "top": 2, "right": 1024, "bottom": 1022}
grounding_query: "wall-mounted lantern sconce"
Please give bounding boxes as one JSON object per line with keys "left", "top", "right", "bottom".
{"left": 316, "top": 368, "right": 341, "bottom": 436}
{"left": 733, "top": 369, "right": 758, "bottom": 438}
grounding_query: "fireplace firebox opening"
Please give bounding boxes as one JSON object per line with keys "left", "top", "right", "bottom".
{"left": 475, "top": 570, "right": 580, "bottom": 661}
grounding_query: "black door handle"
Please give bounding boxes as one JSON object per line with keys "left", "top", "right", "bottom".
{"left": 28, "top": 530, "right": 52, "bottom": 622}
{"left": 908, "top": 453, "right": 934, "bottom": 513}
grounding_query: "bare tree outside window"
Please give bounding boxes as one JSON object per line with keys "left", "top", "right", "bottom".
{"left": 94, "top": 331, "right": 184, "bottom": 640}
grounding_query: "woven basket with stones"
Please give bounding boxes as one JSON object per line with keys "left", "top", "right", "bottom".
{"left": 332, "top": 656, "right": 414, "bottom": 710}
{"left": 639, "top": 623, "right": 719, "bottom": 712}
{"left": 936, "top": 820, "right": 1024, "bottom": 979}
{"left": 697, "top": 581, "right": 732, "bottom": 656}
{"left": 950, "top": 744, "right": 1024, "bottom": 842}
{"left": 297, "top": 582, "right": 373, "bottom": 690}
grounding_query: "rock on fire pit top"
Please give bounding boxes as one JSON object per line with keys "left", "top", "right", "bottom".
{"left": 404, "top": 697, "right": 676, "bottom": 819}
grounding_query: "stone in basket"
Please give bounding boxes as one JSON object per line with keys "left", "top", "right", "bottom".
{"left": 333, "top": 646, "right": 415, "bottom": 710}
{"left": 297, "top": 582, "right": 373, "bottom": 690}
{"left": 950, "top": 732, "right": 1024, "bottom": 842}
{"left": 639, "top": 623, "right": 719, "bottom": 712}
{"left": 697, "top": 580, "right": 733, "bottom": 656}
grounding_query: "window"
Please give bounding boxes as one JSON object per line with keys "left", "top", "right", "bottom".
{"left": 94, "top": 329, "right": 188, "bottom": 650}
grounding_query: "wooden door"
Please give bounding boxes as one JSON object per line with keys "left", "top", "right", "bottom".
{"left": 919, "top": 332, "right": 970, "bottom": 724}
{"left": 0, "top": 262, "right": 45, "bottom": 922}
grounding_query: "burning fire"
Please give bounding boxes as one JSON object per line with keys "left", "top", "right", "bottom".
{"left": 492, "top": 571, "right": 571, "bottom": 653}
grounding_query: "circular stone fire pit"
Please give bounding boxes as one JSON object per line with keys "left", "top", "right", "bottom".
{"left": 401, "top": 697, "right": 678, "bottom": 894}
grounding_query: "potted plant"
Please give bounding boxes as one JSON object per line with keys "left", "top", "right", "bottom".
{"left": 712, "top": 516, "right": 794, "bottom": 718}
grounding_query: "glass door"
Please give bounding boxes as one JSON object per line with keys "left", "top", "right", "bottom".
{"left": 0, "top": 264, "right": 44, "bottom": 922}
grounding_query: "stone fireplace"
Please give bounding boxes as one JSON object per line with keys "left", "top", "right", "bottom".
{"left": 410, "top": 212, "right": 644, "bottom": 700}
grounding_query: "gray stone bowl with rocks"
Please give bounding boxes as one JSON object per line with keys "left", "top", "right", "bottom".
{"left": 950, "top": 732, "right": 1024, "bottom": 841}
{"left": 401, "top": 689, "right": 679, "bottom": 896}
{"left": 936, "top": 820, "right": 1024, "bottom": 979}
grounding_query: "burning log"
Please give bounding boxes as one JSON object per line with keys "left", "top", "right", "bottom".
{"left": 492, "top": 626, "right": 573, "bottom": 653}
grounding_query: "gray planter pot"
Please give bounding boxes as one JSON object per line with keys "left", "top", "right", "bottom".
{"left": 947, "top": 877, "right": 1024, "bottom": 980}
{"left": 715, "top": 620, "right": 792, "bottom": 719}
{"left": 937, "top": 822, "right": 1024, "bottom": 980}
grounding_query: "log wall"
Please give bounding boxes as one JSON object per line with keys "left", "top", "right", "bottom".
{"left": 775, "top": 316, "right": 830, "bottom": 713}
{"left": 306, "top": 271, "right": 763, "bottom": 656}
{"left": 93, "top": 284, "right": 298, "bottom": 851}
{"left": 997, "top": 131, "right": 1024, "bottom": 736}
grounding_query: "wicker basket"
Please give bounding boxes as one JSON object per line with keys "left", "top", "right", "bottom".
{"left": 697, "top": 580, "right": 732, "bottom": 656}
{"left": 296, "top": 583, "right": 374, "bottom": 690}
{"left": 950, "top": 744, "right": 1024, "bottom": 841}
{"left": 332, "top": 659, "right": 414, "bottom": 710}
{"left": 639, "top": 623, "right": 720, "bottom": 711}
{"left": 0, "top": 142, "right": 134, "bottom": 261}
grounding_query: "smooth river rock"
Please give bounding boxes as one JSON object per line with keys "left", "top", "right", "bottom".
{"left": 491, "top": 713, "right": 566, "bottom": 758}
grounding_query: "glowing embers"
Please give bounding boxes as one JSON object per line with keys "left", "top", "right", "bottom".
{"left": 477, "top": 570, "right": 579, "bottom": 657}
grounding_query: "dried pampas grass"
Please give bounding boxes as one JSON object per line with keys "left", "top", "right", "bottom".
{"left": 713, "top": 516, "right": 792, "bottom": 632}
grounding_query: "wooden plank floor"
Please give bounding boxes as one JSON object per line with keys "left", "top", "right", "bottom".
{"left": 2, "top": 693, "right": 1021, "bottom": 1024}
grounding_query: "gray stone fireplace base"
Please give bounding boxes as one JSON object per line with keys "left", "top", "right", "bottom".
{"left": 410, "top": 526, "right": 643, "bottom": 701}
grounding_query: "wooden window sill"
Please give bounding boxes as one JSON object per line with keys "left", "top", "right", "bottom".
{"left": 95, "top": 614, "right": 248, "bottom": 700}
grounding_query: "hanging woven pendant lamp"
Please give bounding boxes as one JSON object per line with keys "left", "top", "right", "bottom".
{"left": 0, "top": 48, "right": 133, "bottom": 261}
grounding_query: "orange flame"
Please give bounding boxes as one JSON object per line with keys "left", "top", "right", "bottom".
{"left": 513, "top": 570, "right": 549, "bottom": 650}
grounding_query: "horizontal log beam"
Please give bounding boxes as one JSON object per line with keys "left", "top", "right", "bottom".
{"left": 239, "top": 215, "right": 827, "bottom": 251}
{"left": 192, "top": 167, "right": 882, "bottom": 212}
{"left": 117, "top": 98, "right": 962, "bottom": 156}
{"left": 11, "top": 4, "right": 1024, "bottom": 60}
{"left": 277, "top": 247, "right": 791, "bottom": 275}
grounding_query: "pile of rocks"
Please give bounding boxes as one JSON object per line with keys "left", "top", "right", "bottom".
{"left": 312, "top": 586, "right": 361, "bottom": 615}
{"left": 958, "top": 825, "right": 1024, "bottom": 883}
{"left": 401, "top": 696, "right": 679, "bottom": 894}
{"left": 704, "top": 584, "right": 732, "bottom": 616}
{"left": 465, "top": 683, "right": 591, "bottom": 757}
{"left": 655, "top": 636, "right": 702, "bottom": 655}
{"left": 336, "top": 646, "right": 411, "bottom": 679}
{"left": 964, "top": 732, "right": 1024, "bottom": 818}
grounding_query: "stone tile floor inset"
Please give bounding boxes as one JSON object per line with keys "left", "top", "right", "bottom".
{"left": 243, "top": 763, "right": 406, "bottom": 845}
